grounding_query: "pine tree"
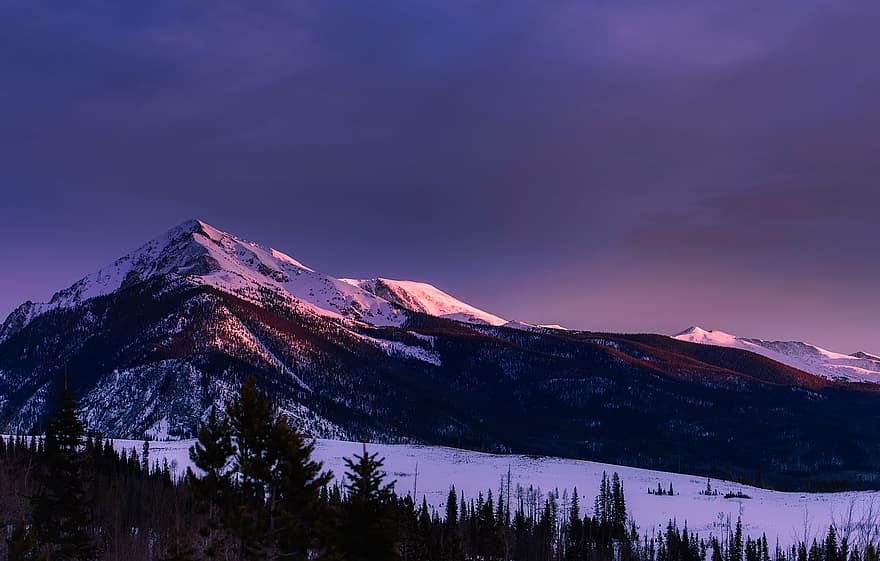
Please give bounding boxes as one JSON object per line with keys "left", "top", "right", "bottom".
{"left": 31, "top": 383, "right": 98, "bottom": 561}
{"left": 611, "top": 472, "right": 627, "bottom": 535}
{"left": 761, "top": 535, "right": 771, "bottom": 561}
{"left": 566, "top": 487, "right": 583, "bottom": 561}
{"left": 826, "top": 526, "right": 839, "bottom": 561}
{"left": 445, "top": 486, "right": 458, "bottom": 528}
{"left": 711, "top": 537, "right": 723, "bottom": 561}
{"left": 477, "top": 489, "right": 501, "bottom": 559}
{"left": 460, "top": 490, "right": 467, "bottom": 531}
{"left": 225, "top": 376, "right": 278, "bottom": 559}
{"left": 596, "top": 472, "right": 609, "bottom": 526}
{"left": 731, "top": 518, "right": 744, "bottom": 561}
{"left": 189, "top": 406, "right": 235, "bottom": 560}
{"left": 270, "top": 412, "right": 332, "bottom": 559}
{"left": 442, "top": 486, "right": 463, "bottom": 561}
{"left": 337, "top": 445, "right": 399, "bottom": 561}
{"left": 221, "top": 377, "right": 332, "bottom": 560}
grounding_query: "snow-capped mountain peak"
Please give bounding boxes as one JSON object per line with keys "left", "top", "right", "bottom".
{"left": 2, "top": 219, "right": 533, "bottom": 341}
{"left": 674, "top": 326, "right": 738, "bottom": 345}
{"left": 674, "top": 326, "right": 880, "bottom": 383}
{"left": 340, "top": 278, "right": 508, "bottom": 326}
{"left": 0, "top": 219, "right": 409, "bottom": 340}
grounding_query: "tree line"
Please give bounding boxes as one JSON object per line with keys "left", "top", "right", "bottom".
{"left": 1, "top": 378, "right": 878, "bottom": 561}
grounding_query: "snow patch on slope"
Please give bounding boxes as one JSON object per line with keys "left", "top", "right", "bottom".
{"left": 350, "top": 331, "right": 442, "bottom": 366}
{"left": 674, "top": 327, "right": 880, "bottom": 383}
{"left": 342, "top": 278, "right": 507, "bottom": 326}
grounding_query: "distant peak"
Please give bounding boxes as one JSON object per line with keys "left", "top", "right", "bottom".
{"left": 674, "top": 326, "right": 709, "bottom": 337}
{"left": 173, "top": 218, "right": 218, "bottom": 236}
{"left": 173, "top": 218, "right": 206, "bottom": 232}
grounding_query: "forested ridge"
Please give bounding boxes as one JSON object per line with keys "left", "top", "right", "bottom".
{"left": 1, "top": 379, "right": 878, "bottom": 561}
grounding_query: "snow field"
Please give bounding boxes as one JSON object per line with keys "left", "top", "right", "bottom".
{"left": 119, "top": 438, "right": 880, "bottom": 548}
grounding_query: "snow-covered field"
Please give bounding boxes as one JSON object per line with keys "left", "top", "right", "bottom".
{"left": 122, "top": 438, "right": 880, "bottom": 547}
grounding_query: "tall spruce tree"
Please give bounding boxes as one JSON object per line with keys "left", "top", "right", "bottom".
{"left": 337, "top": 445, "right": 398, "bottom": 561}
{"left": 611, "top": 472, "right": 627, "bottom": 535}
{"left": 223, "top": 377, "right": 331, "bottom": 560}
{"left": 443, "top": 486, "right": 464, "bottom": 561}
{"left": 226, "top": 376, "right": 277, "bottom": 559}
{"left": 189, "top": 406, "right": 235, "bottom": 560}
{"left": 32, "top": 382, "right": 98, "bottom": 560}
{"left": 566, "top": 487, "right": 583, "bottom": 561}
{"left": 596, "top": 472, "right": 609, "bottom": 527}
{"left": 445, "top": 486, "right": 458, "bottom": 528}
{"left": 732, "top": 517, "right": 744, "bottom": 561}
{"left": 270, "top": 411, "right": 332, "bottom": 559}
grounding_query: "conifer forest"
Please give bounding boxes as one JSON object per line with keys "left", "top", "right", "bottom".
{"left": 0, "top": 379, "right": 877, "bottom": 561}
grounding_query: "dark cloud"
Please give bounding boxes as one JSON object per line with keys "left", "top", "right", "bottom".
{"left": 1, "top": 0, "right": 878, "bottom": 353}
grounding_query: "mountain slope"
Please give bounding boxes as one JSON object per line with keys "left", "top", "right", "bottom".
{"left": 342, "top": 278, "right": 507, "bottom": 326}
{"left": 0, "top": 220, "right": 405, "bottom": 345}
{"left": 2, "top": 220, "right": 880, "bottom": 489}
{"left": 674, "top": 326, "right": 880, "bottom": 383}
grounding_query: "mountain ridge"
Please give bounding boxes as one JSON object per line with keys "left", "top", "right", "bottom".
{"left": 674, "top": 326, "right": 880, "bottom": 383}
{"left": 2, "top": 220, "right": 880, "bottom": 488}
{"left": 1, "top": 219, "right": 555, "bottom": 343}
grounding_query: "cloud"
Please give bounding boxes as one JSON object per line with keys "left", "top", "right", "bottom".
{"left": 0, "top": 0, "right": 878, "bottom": 352}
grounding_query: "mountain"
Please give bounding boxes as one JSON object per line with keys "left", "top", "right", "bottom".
{"left": 674, "top": 326, "right": 880, "bottom": 383}
{"left": 2, "top": 219, "right": 880, "bottom": 489}
{"left": 340, "top": 278, "right": 507, "bottom": 326}
{"left": 0, "top": 219, "right": 406, "bottom": 343}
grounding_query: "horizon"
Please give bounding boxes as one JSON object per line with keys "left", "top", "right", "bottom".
{"left": 2, "top": 1, "right": 878, "bottom": 355}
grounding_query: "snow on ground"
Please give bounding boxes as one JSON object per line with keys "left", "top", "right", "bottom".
{"left": 674, "top": 327, "right": 880, "bottom": 383}
{"left": 116, "top": 438, "right": 880, "bottom": 547}
{"left": 351, "top": 332, "right": 442, "bottom": 366}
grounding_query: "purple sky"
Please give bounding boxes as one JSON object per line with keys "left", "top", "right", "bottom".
{"left": 1, "top": 1, "right": 878, "bottom": 353}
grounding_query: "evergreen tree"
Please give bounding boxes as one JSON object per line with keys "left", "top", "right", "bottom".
{"left": 443, "top": 486, "right": 464, "bottom": 561}
{"left": 445, "top": 486, "right": 458, "bottom": 528}
{"left": 336, "top": 445, "right": 398, "bottom": 561}
{"left": 761, "top": 535, "right": 772, "bottom": 561}
{"left": 477, "top": 489, "right": 501, "bottom": 559}
{"left": 189, "top": 406, "right": 235, "bottom": 560}
{"left": 31, "top": 383, "right": 98, "bottom": 561}
{"left": 270, "top": 412, "right": 332, "bottom": 559}
{"left": 711, "top": 537, "right": 723, "bottom": 561}
{"left": 226, "top": 377, "right": 277, "bottom": 559}
{"left": 221, "top": 377, "right": 331, "bottom": 560}
{"left": 596, "top": 472, "right": 609, "bottom": 526}
{"left": 612, "top": 472, "right": 627, "bottom": 535}
{"left": 731, "top": 518, "right": 744, "bottom": 561}
{"left": 826, "top": 526, "right": 839, "bottom": 561}
{"left": 566, "top": 487, "right": 583, "bottom": 561}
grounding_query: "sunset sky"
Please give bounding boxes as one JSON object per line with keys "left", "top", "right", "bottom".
{"left": 2, "top": 1, "right": 878, "bottom": 353}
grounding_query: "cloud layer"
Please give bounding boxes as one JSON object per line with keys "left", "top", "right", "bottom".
{"left": 1, "top": 0, "right": 878, "bottom": 352}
